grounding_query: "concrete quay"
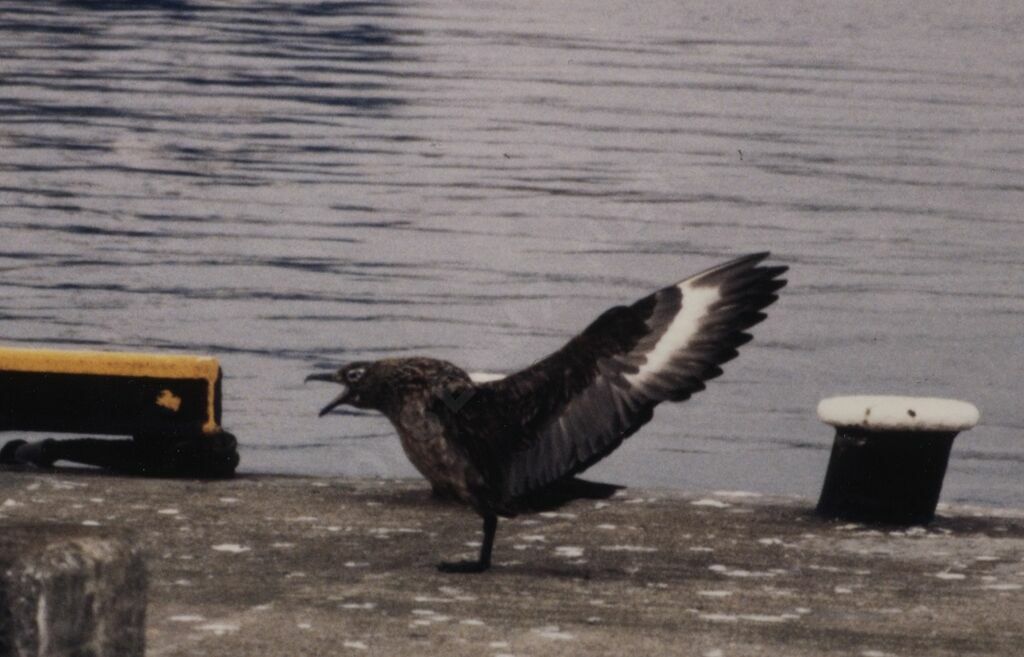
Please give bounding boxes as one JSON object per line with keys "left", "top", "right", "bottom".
{"left": 0, "top": 470, "right": 1021, "bottom": 656}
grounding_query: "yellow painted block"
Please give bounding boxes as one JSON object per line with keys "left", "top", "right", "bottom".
{"left": 0, "top": 347, "right": 221, "bottom": 435}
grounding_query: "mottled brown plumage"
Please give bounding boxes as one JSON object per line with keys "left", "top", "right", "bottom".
{"left": 308, "top": 252, "right": 788, "bottom": 572}
{"left": 309, "top": 358, "right": 486, "bottom": 505}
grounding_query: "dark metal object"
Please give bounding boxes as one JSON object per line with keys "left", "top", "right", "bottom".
{"left": 0, "top": 347, "right": 237, "bottom": 478}
{"left": 0, "top": 433, "right": 239, "bottom": 479}
{"left": 0, "top": 371, "right": 217, "bottom": 438}
{"left": 816, "top": 427, "right": 958, "bottom": 524}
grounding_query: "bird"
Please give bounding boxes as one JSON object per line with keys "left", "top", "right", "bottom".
{"left": 306, "top": 252, "right": 787, "bottom": 573}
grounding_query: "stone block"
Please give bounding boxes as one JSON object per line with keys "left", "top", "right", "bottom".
{"left": 0, "top": 524, "right": 145, "bottom": 657}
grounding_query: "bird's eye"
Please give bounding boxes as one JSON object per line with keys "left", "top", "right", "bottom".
{"left": 345, "top": 368, "right": 365, "bottom": 383}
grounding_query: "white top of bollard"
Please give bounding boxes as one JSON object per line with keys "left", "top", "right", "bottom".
{"left": 817, "top": 396, "right": 980, "bottom": 432}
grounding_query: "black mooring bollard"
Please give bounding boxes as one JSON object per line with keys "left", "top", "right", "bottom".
{"left": 816, "top": 396, "right": 979, "bottom": 525}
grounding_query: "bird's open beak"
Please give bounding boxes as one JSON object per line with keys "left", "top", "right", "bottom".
{"left": 305, "top": 372, "right": 351, "bottom": 417}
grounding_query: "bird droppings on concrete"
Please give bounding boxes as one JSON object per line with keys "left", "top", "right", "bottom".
{"left": 340, "top": 602, "right": 376, "bottom": 610}
{"left": 532, "top": 625, "right": 575, "bottom": 640}
{"left": 169, "top": 615, "right": 206, "bottom": 623}
{"left": 600, "top": 545, "right": 657, "bottom": 553}
{"left": 370, "top": 526, "right": 422, "bottom": 537}
{"left": 698, "top": 590, "right": 734, "bottom": 598}
{"left": 691, "top": 498, "right": 731, "bottom": 508}
{"left": 709, "top": 564, "right": 779, "bottom": 578}
{"left": 158, "top": 508, "right": 180, "bottom": 515}
{"left": 211, "top": 543, "right": 250, "bottom": 554}
{"left": 554, "top": 546, "right": 585, "bottom": 558}
{"left": 342, "top": 640, "right": 368, "bottom": 650}
{"left": 714, "top": 490, "right": 763, "bottom": 499}
{"left": 198, "top": 622, "right": 240, "bottom": 635}
{"left": 696, "top": 610, "right": 799, "bottom": 624}
{"left": 741, "top": 613, "right": 799, "bottom": 623}
{"left": 49, "top": 479, "right": 87, "bottom": 491}
{"left": 698, "top": 613, "right": 738, "bottom": 623}
{"left": 82, "top": 519, "right": 100, "bottom": 526}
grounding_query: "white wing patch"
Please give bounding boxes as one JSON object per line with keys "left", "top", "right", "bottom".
{"left": 625, "top": 281, "right": 721, "bottom": 386}
{"left": 469, "top": 372, "right": 506, "bottom": 383}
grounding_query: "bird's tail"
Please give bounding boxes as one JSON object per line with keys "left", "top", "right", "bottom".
{"left": 512, "top": 476, "right": 622, "bottom": 512}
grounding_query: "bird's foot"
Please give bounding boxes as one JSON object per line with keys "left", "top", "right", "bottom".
{"left": 437, "top": 560, "right": 490, "bottom": 574}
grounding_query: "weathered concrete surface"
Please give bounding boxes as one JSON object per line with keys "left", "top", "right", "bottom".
{"left": 0, "top": 470, "right": 1022, "bottom": 656}
{"left": 0, "top": 522, "right": 146, "bottom": 657}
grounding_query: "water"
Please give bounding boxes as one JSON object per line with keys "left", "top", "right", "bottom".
{"left": 2, "top": 1, "right": 1022, "bottom": 507}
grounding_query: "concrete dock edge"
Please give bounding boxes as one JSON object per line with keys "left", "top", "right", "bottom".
{"left": 0, "top": 470, "right": 1021, "bottom": 656}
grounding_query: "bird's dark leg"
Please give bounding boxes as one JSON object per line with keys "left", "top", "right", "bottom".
{"left": 438, "top": 514, "right": 497, "bottom": 574}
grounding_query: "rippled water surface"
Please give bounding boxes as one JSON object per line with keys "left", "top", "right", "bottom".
{"left": 2, "top": 1, "right": 1023, "bottom": 506}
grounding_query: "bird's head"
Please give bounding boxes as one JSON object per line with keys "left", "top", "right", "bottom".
{"left": 305, "top": 361, "right": 385, "bottom": 416}
{"left": 307, "top": 358, "right": 468, "bottom": 418}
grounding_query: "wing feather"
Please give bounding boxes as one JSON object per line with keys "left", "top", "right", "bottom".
{"left": 441, "top": 252, "right": 787, "bottom": 506}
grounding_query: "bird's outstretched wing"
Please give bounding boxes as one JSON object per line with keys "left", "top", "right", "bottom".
{"left": 439, "top": 252, "right": 787, "bottom": 506}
